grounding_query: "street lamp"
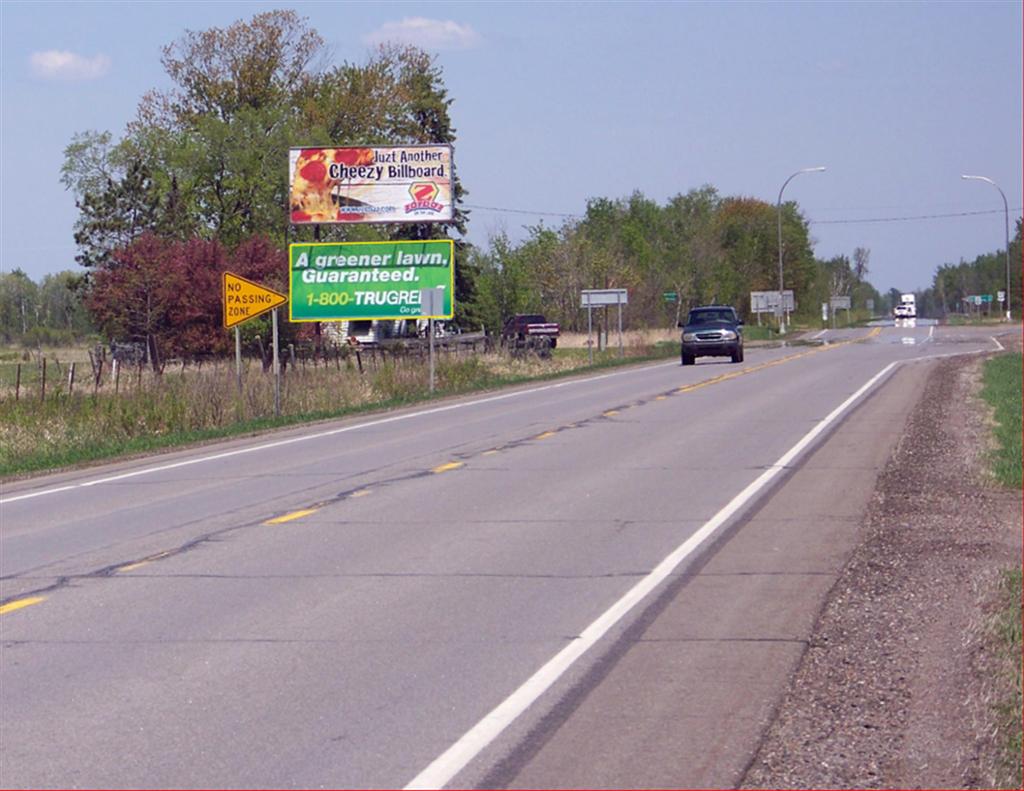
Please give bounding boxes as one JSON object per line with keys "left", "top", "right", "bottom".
{"left": 961, "top": 175, "right": 1012, "bottom": 321}
{"left": 777, "top": 167, "right": 826, "bottom": 334}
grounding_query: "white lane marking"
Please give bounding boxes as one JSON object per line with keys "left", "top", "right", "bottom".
{"left": 991, "top": 335, "right": 1004, "bottom": 351}
{"left": 403, "top": 361, "right": 900, "bottom": 790}
{"left": 1, "top": 361, "right": 681, "bottom": 505}
{"left": 812, "top": 329, "right": 828, "bottom": 339}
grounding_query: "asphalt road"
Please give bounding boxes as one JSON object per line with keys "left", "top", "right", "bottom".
{"left": 0, "top": 323, "right": 1010, "bottom": 789}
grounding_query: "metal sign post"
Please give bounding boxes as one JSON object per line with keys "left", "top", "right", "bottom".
{"left": 581, "top": 289, "right": 628, "bottom": 362}
{"left": 617, "top": 292, "right": 624, "bottom": 358}
{"left": 587, "top": 307, "right": 593, "bottom": 365}
{"left": 235, "top": 327, "right": 242, "bottom": 395}
{"left": 272, "top": 308, "right": 281, "bottom": 418}
{"left": 420, "top": 288, "right": 445, "bottom": 392}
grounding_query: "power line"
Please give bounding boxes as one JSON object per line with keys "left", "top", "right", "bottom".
{"left": 465, "top": 203, "right": 1020, "bottom": 224}
{"left": 464, "top": 204, "right": 580, "bottom": 218}
{"left": 809, "top": 208, "right": 1022, "bottom": 225}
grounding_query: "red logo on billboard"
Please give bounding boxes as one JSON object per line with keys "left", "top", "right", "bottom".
{"left": 405, "top": 182, "right": 444, "bottom": 215}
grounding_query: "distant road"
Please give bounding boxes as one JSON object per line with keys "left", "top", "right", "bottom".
{"left": 0, "top": 324, "right": 1011, "bottom": 788}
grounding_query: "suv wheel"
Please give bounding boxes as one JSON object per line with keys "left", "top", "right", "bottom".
{"left": 681, "top": 352, "right": 695, "bottom": 366}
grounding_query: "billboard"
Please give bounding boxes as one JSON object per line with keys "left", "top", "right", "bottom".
{"left": 289, "top": 240, "right": 454, "bottom": 322}
{"left": 289, "top": 145, "right": 453, "bottom": 225}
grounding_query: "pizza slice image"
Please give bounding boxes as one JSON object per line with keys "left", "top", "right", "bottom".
{"left": 290, "top": 148, "right": 374, "bottom": 223}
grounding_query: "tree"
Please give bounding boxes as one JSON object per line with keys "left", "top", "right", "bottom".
{"left": 852, "top": 246, "right": 870, "bottom": 282}
{"left": 0, "top": 269, "right": 39, "bottom": 341}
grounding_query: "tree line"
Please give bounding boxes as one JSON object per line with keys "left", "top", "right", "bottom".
{"left": 9, "top": 9, "right": 1013, "bottom": 357}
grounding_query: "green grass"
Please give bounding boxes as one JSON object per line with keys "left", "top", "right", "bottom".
{"left": 980, "top": 352, "right": 1022, "bottom": 788}
{"left": 0, "top": 343, "right": 679, "bottom": 477}
{"left": 981, "top": 353, "right": 1022, "bottom": 489}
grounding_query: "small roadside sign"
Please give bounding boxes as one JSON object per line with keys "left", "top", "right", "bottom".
{"left": 223, "top": 272, "right": 288, "bottom": 329}
{"left": 581, "top": 288, "right": 628, "bottom": 307}
{"left": 662, "top": 291, "right": 678, "bottom": 303}
{"left": 998, "top": 291, "right": 1006, "bottom": 303}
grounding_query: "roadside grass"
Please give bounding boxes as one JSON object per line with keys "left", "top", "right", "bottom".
{"left": 991, "top": 567, "right": 1022, "bottom": 788}
{"left": 980, "top": 351, "right": 1022, "bottom": 788}
{"left": 981, "top": 353, "right": 1023, "bottom": 489}
{"left": 0, "top": 342, "right": 677, "bottom": 477}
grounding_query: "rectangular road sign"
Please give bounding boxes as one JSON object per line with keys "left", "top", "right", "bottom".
{"left": 289, "top": 240, "right": 454, "bottom": 321}
{"left": 750, "top": 290, "right": 794, "bottom": 313}
{"left": 830, "top": 296, "right": 851, "bottom": 310}
{"left": 223, "top": 272, "right": 288, "bottom": 329}
{"left": 581, "top": 289, "right": 628, "bottom": 307}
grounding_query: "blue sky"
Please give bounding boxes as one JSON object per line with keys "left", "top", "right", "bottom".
{"left": 1, "top": 0, "right": 1021, "bottom": 294}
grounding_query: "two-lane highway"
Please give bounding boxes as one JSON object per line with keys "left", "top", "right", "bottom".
{"left": 0, "top": 324, "right": 1008, "bottom": 788}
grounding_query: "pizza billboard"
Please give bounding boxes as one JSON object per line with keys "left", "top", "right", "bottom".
{"left": 289, "top": 145, "right": 453, "bottom": 225}
{"left": 289, "top": 240, "right": 454, "bottom": 321}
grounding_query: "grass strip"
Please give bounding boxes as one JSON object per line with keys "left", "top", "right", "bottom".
{"left": 1, "top": 344, "right": 677, "bottom": 478}
{"left": 980, "top": 352, "right": 1022, "bottom": 788}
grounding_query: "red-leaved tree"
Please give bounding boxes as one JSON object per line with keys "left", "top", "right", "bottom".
{"left": 87, "top": 233, "right": 288, "bottom": 367}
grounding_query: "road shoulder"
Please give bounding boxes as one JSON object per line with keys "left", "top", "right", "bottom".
{"left": 742, "top": 352, "right": 1022, "bottom": 788}
{"left": 473, "top": 355, "right": 933, "bottom": 788}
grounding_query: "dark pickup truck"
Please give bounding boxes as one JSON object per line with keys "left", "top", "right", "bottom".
{"left": 678, "top": 305, "right": 744, "bottom": 365}
{"left": 501, "top": 314, "right": 560, "bottom": 355}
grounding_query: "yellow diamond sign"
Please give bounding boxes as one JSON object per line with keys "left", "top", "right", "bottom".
{"left": 223, "top": 272, "right": 288, "bottom": 329}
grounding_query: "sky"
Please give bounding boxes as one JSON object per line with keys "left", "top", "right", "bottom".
{"left": 1, "top": 0, "right": 1021, "bottom": 295}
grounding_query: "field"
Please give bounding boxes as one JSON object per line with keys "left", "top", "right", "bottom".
{"left": 0, "top": 340, "right": 677, "bottom": 477}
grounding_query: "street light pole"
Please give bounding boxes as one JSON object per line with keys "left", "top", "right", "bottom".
{"left": 961, "top": 175, "right": 1012, "bottom": 321}
{"left": 777, "top": 167, "right": 826, "bottom": 334}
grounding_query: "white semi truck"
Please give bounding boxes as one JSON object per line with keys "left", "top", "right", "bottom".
{"left": 893, "top": 293, "right": 917, "bottom": 319}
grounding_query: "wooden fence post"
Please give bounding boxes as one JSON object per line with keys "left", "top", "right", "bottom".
{"left": 15, "top": 363, "right": 21, "bottom": 401}
{"left": 40, "top": 358, "right": 46, "bottom": 401}
{"left": 68, "top": 362, "right": 76, "bottom": 395}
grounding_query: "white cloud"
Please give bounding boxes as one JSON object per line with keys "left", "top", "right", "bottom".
{"left": 363, "top": 17, "right": 482, "bottom": 51}
{"left": 30, "top": 50, "right": 111, "bottom": 80}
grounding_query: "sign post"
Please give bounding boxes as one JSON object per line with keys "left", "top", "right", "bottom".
{"left": 419, "top": 288, "right": 445, "bottom": 393}
{"left": 581, "top": 289, "right": 628, "bottom": 361}
{"left": 222, "top": 272, "right": 288, "bottom": 408}
{"left": 272, "top": 309, "right": 281, "bottom": 417}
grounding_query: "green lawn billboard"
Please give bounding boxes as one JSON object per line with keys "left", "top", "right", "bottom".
{"left": 289, "top": 240, "right": 454, "bottom": 321}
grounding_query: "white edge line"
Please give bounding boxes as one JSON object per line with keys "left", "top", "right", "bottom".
{"left": 1, "top": 362, "right": 678, "bottom": 505}
{"left": 991, "top": 335, "right": 1004, "bottom": 352}
{"left": 403, "top": 360, "right": 900, "bottom": 790}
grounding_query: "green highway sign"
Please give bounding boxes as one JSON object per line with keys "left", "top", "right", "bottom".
{"left": 289, "top": 240, "right": 455, "bottom": 321}
{"left": 662, "top": 291, "right": 678, "bottom": 302}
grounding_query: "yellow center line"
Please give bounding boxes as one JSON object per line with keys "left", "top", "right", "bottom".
{"left": 603, "top": 410, "right": 619, "bottom": 417}
{"left": 482, "top": 449, "right": 500, "bottom": 456}
{"left": 534, "top": 431, "right": 557, "bottom": 440}
{"left": 0, "top": 596, "right": 46, "bottom": 615}
{"left": 433, "top": 461, "right": 464, "bottom": 474}
{"left": 264, "top": 508, "right": 320, "bottom": 525}
{"left": 349, "top": 489, "right": 372, "bottom": 498}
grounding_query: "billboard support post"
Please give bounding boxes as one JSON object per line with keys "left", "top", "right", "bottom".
{"left": 429, "top": 317, "right": 435, "bottom": 393}
{"left": 272, "top": 308, "right": 281, "bottom": 418}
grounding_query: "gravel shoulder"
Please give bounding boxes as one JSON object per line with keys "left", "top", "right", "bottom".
{"left": 742, "top": 350, "right": 1022, "bottom": 789}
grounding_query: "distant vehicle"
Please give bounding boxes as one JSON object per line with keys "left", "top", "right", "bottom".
{"left": 894, "top": 293, "right": 916, "bottom": 319}
{"left": 678, "top": 305, "right": 744, "bottom": 365}
{"left": 501, "top": 314, "right": 560, "bottom": 354}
